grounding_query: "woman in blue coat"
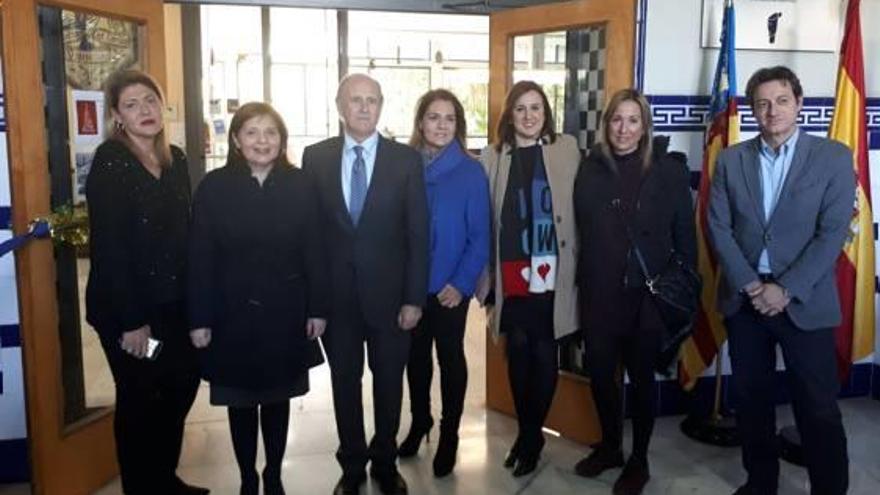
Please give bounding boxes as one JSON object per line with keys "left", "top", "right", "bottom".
{"left": 398, "top": 89, "right": 490, "bottom": 477}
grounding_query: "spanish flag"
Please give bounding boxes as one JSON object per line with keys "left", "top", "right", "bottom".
{"left": 678, "top": 0, "right": 739, "bottom": 389}
{"left": 829, "top": 0, "right": 874, "bottom": 380}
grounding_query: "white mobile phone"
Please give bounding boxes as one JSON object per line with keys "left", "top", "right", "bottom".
{"left": 146, "top": 337, "right": 163, "bottom": 360}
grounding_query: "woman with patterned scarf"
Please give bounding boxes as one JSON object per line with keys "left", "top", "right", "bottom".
{"left": 476, "top": 80, "right": 581, "bottom": 477}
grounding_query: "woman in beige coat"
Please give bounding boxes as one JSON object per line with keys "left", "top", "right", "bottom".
{"left": 476, "top": 80, "right": 580, "bottom": 477}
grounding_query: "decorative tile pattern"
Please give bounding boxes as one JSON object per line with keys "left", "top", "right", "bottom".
{"left": 563, "top": 26, "right": 605, "bottom": 151}
{"left": 648, "top": 95, "right": 880, "bottom": 136}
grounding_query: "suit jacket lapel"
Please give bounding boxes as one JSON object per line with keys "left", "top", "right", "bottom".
{"left": 741, "top": 137, "right": 766, "bottom": 225}
{"left": 327, "top": 137, "right": 354, "bottom": 231}
{"left": 768, "top": 132, "right": 812, "bottom": 227}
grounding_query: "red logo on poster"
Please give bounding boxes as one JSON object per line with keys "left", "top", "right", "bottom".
{"left": 77, "top": 100, "right": 98, "bottom": 135}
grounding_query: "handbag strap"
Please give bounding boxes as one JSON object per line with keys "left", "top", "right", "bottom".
{"left": 613, "top": 200, "right": 657, "bottom": 289}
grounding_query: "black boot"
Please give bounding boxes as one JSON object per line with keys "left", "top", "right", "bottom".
{"left": 511, "top": 434, "right": 544, "bottom": 477}
{"left": 612, "top": 457, "right": 650, "bottom": 495}
{"left": 398, "top": 418, "right": 433, "bottom": 458}
{"left": 432, "top": 429, "right": 459, "bottom": 477}
{"left": 239, "top": 471, "right": 258, "bottom": 495}
{"left": 574, "top": 446, "right": 625, "bottom": 478}
{"left": 262, "top": 467, "right": 285, "bottom": 495}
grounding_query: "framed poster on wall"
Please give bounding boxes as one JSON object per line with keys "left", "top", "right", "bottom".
{"left": 701, "top": 0, "right": 841, "bottom": 52}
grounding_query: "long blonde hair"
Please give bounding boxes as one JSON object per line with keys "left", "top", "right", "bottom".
{"left": 595, "top": 88, "right": 654, "bottom": 170}
{"left": 103, "top": 69, "right": 172, "bottom": 168}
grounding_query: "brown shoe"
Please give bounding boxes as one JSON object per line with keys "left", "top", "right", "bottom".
{"left": 574, "top": 448, "right": 624, "bottom": 478}
{"left": 612, "top": 458, "right": 650, "bottom": 495}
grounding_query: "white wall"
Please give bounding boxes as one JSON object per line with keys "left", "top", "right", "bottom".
{"left": 0, "top": 53, "right": 28, "bottom": 454}
{"left": 645, "top": 0, "right": 880, "bottom": 96}
{"left": 643, "top": 0, "right": 880, "bottom": 370}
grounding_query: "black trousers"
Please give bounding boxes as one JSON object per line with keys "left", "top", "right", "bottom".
{"left": 583, "top": 292, "right": 662, "bottom": 460}
{"left": 322, "top": 300, "right": 411, "bottom": 478}
{"left": 502, "top": 295, "right": 559, "bottom": 459}
{"left": 405, "top": 296, "right": 469, "bottom": 433}
{"left": 99, "top": 302, "right": 200, "bottom": 495}
{"left": 726, "top": 306, "right": 848, "bottom": 495}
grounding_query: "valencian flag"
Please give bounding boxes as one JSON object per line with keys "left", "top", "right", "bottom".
{"left": 828, "top": 0, "right": 874, "bottom": 379}
{"left": 678, "top": 0, "right": 739, "bottom": 389}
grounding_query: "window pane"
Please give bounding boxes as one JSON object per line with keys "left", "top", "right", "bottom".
{"left": 347, "top": 11, "right": 489, "bottom": 146}
{"left": 269, "top": 7, "right": 338, "bottom": 162}
{"left": 440, "top": 68, "right": 489, "bottom": 149}
{"left": 348, "top": 66, "right": 430, "bottom": 141}
{"left": 201, "top": 5, "right": 263, "bottom": 171}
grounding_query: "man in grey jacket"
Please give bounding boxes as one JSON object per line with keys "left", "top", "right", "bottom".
{"left": 708, "top": 66, "right": 854, "bottom": 495}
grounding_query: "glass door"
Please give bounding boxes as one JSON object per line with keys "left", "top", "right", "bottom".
{"left": 1, "top": 1, "right": 166, "bottom": 493}
{"left": 485, "top": 0, "right": 636, "bottom": 446}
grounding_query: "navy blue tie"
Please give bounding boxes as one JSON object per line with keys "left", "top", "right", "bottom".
{"left": 349, "top": 145, "right": 367, "bottom": 225}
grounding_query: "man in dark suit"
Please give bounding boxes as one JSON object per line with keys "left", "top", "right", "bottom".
{"left": 302, "top": 73, "right": 428, "bottom": 495}
{"left": 708, "top": 66, "right": 854, "bottom": 495}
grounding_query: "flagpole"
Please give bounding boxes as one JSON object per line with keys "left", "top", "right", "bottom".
{"left": 679, "top": 0, "right": 739, "bottom": 448}
{"left": 680, "top": 352, "right": 738, "bottom": 446}
{"left": 711, "top": 350, "right": 723, "bottom": 422}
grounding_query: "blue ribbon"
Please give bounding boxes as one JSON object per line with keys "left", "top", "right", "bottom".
{"left": 0, "top": 220, "right": 51, "bottom": 258}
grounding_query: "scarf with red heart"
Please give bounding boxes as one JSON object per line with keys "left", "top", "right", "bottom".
{"left": 498, "top": 144, "right": 558, "bottom": 297}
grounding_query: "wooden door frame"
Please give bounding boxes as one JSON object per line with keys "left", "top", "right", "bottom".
{"left": 1, "top": 0, "right": 165, "bottom": 493}
{"left": 486, "top": 0, "right": 636, "bottom": 445}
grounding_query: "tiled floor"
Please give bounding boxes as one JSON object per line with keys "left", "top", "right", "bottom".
{"left": 3, "top": 303, "right": 880, "bottom": 494}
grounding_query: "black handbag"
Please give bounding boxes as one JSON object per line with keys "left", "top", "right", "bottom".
{"left": 624, "top": 223, "right": 702, "bottom": 374}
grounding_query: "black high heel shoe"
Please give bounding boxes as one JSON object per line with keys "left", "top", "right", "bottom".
{"left": 398, "top": 418, "right": 433, "bottom": 457}
{"left": 511, "top": 434, "right": 544, "bottom": 477}
{"left": 432, "top": 429, "right": 459, "bottom": 477}
{"left": 512, "top": 454, "right": 539, "bottom": 477}
{"left": 503, "top": 437, "right": 522, "bottom": 469}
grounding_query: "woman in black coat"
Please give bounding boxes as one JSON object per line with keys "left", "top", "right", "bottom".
{"left": 572, "top": 89, "right": 696, "bottom": 495}
{"left": 188, "top": 102, "right": 328, "bottom": 495}
{"left": 86, "top": 69, "right": 206, "bottom": 495}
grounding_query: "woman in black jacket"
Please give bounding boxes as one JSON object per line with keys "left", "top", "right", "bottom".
{"left": 86, "top": 69, "right": 206, "bottom": 495}
{"left": 572, "top": 89, "right": 696, "bottom": 495}
{"left": 188, "top": 102, "right": 328, "bottom": 495}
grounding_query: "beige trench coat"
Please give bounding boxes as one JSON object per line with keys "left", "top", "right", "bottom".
{"left": 477, "top": 134, "right": 581, "bottom": 340}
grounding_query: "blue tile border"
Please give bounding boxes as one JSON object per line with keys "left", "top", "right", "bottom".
{"left": 649, "top": 95, "right": 880, "bottom": 137}
{"left": 0, "top": 438, "right": 29, "bottom": 482}
{"left": 0, "top": 207, "right": 11, "bottom": 229}
{"left": 870, "top": 132, "right": 880, "bottom": 151}
{"left": 0, "top": 325, "right": 21, "bottom": 348}
{"left": 873, "top": 364, "right": 880, "bottom": 400}
{"left": 625, "top": 362, "right": 876, "bottom": 418}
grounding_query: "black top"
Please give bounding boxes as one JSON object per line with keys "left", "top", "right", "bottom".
{"left": 574, "top": 140, "right": 697, "bottom": 330}
{"left": 512, "top": 144, "right": 540, "bottom": 208}
{"left": 188, "top": 162, "right": 328, "bottom": 389}
{"left": 85, "top": 139, "right": 191, "bottom": 338}
{"left": 594, "top": 149, "right": 644, "bottom": 293}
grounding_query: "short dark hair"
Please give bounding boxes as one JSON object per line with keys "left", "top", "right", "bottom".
{"left": 226, "top": 102, "right": 293, "bottom": 169}
{"left": 409, "top": 88, "right": 468, "bottom": 150}
{"left": 493, "top": 80, "right": 556, "bottom": 152}
{"left": 745, "top": 66, "right": 803, "bottom": 106}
